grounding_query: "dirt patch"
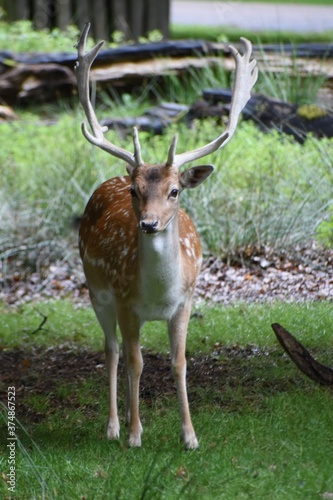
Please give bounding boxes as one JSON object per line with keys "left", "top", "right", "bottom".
{"left": 0, "top": 343, "right": 301, "bottom": 425}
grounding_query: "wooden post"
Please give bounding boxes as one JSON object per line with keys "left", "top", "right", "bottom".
{"left": 73, "top": 0, "right": 90, "bottom": 30}
{"left": 146, "top": 0, "right": 170, "bottom": 37}
{"left": 14, "top": 0, "right": 30, "bottom": 20}
{"left": 130, "top": 0, "right": 144, "bottom": 41}
{"left": 2, "top": 0, "right": 170, "bottom": 41}
{"left": 92, "top": 0, "right": 109, "bottom": 40}
{"left": 111, "top": 0, "right": 129, "bottom": 38}
{"left": 32, "top": 0, "right": 52, "bottom": 29}
{"left": 56, "top": 0, "right": 72, "bottom": 31}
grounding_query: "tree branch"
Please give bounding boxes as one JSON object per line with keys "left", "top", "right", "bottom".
{"left": 271, "top": 323, "right": 333, "bottom": 386}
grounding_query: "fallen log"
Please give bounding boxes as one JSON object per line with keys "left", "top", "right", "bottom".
{"left": 101, "top": 102, "right": 188, "bottom": 135}
{"left": 99, "top": 91, "right": 333, "bottom": 142}
{"left": 0, "top": 41, "right": 332, "bottom": 105}
{"left": 0, "top": 40, "right": 223, "bottom": 67}
{"left": 198, "top": 89, "right": 333, "bottom": 142}
{"left": 271, "top": 323, "right": 333, "bottom": 386}
{"left": 0, "top": 63, "right": 76, "bottom": 104}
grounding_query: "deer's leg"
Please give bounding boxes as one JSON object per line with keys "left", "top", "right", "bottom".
{"left": 117, "top": 309, "right": 143, "bottom": 448}
{"left": 122, "top": 341, "right": 131, "bottom": 428}
{"left": 168, "top": 300, "right": 198, "bottom": 450}
{"left": 90, "top": 293, "right": 120, "bottom": 441}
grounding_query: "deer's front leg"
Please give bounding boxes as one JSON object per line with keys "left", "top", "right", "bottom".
{"left": 168, "top": 300, "right": 199, "bottom": 450}
{"left": 118, "top": 308, "right": 143, "bottom": 448}
{"left": 90, "top": 295, "right": 120, "bottom": 441}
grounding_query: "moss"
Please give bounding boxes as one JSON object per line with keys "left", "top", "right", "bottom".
{"left": 297, "top": 104, "right": 327, "bottom": 120}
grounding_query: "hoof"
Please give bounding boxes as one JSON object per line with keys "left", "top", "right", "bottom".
{"left": 106, "top": 419, "right": 120, "bottom": 440}
{"left": 183, "top": 432, "right": 199, "bottom": 450}
{"left": 129, "top": 434, "right": 142, "bottom": 448}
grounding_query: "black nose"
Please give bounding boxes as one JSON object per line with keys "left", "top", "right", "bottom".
{"left": 140, "top": 220, "right": 158, "bottom": 234}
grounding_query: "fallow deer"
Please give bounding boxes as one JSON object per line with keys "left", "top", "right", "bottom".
{"left": 75, "top": 24, "right": 257, "bottom": 449}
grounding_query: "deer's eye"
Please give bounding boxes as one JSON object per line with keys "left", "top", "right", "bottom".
{"left": 129, "top": 187, "right": 137, "bottom": 198}
{"left": 169, "top": 188, "right": 179, "bottom": 199}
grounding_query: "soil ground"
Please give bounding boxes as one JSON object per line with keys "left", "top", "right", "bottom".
{"left": 0, "top": 341, "right": 306, "bottom": 425}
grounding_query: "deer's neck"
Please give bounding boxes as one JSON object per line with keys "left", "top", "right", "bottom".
{"left": 138, "top": 214, "right": 181, "bottom": 277}
{"left": 136, "top": 215, "right": 183, "bottom": 320}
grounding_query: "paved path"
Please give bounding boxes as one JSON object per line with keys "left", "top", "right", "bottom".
{"left": 171, "top": 1, "right": 333, "bottom": 33}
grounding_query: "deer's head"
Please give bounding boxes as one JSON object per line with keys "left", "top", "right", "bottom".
{"left": 125, "top": 134, "right": 213, "bottom": 234}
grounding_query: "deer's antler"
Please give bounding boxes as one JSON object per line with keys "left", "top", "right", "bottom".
{"left": 169, "top": 37, "right": 258, "bottom": 169}
{"left": 76, "top": 25, "right": 257, "bottom": 171}
{"left": 75, "top": 23, "right": 142, "bottom": 168}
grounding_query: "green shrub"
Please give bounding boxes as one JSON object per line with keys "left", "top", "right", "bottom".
{"left": 0, "top": 17, "right": 85, "bottom": 52}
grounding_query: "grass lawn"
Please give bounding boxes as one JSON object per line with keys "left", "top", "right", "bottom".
{"left": 1, "top": 299, "right": 332, "bottom": 499}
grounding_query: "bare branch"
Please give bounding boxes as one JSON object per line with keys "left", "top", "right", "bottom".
{"left": 272, "top": 323, "right": 333, "bottom": 386}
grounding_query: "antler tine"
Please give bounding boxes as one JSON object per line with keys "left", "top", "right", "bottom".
{"left": 172, "top": 38, "right": 258, "bottom": 170}
{"left": 75, "top": 23, "right": 139, "bottom": 168}
{"left": 166, "top": 134, "right": 178, "bottom": 166}
{"left": 133, "top": 127, "right": 143, "bottom": 166}
{"left": 227, "top": 37, "right": 258, "bottom": 138}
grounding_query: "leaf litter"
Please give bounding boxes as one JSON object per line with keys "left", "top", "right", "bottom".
{"left": 0, "top": 242, "right": 332, "bottom": 306}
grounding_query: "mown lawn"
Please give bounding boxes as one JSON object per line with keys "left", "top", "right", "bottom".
{"left": 1, "top": 300, "right": 332, "bottom": 499}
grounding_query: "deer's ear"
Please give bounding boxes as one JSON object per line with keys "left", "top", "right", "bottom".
{"left": 180, "top": 165, "right": 214, "bottom": 189}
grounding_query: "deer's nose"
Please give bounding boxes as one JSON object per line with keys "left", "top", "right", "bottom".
{"left": 140, "top": 219, "right": 158, "bottom": 234}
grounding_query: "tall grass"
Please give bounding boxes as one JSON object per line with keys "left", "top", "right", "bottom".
{"left": 1, "top": 111, "right": 332, "bottom": 267}
{"left": 150, "top": 58, "right": 230, "bottom": 104}
{"left": 255, "top": 46, "right": 329, "bottom": 106}
{"left": 179, "top": 121, "right": 333, "bottom": 254}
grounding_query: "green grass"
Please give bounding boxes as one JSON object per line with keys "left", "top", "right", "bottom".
{"left": 1, "top": 299, "right": 333, "bottom": 353}
{"left": 1, "top": 389, "right": 333, "bottom": 499}
{"left": 1, "top": 299, "right": 333, "bottom": 499}
{"left": 0, "top": 19, "right": 85, "bottom": 52}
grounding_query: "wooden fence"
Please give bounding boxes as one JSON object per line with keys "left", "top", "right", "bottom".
{"left": 1, "top": 0, "right": 170, "bottom": 40}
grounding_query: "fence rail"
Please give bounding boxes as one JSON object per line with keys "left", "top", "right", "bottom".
{"left": 1, "top": 0, "right": 170, "bottom": 41}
